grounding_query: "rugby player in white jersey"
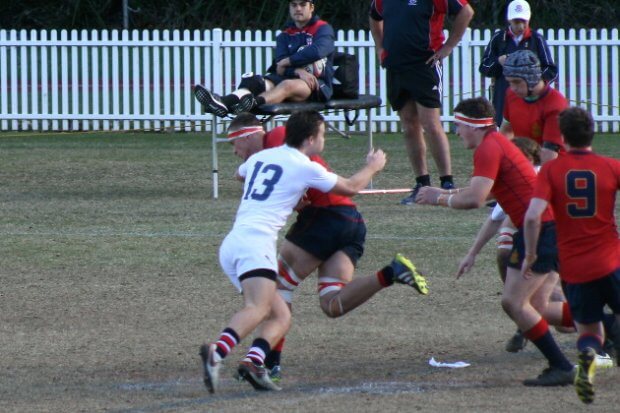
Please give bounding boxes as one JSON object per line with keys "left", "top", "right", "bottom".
{"left": 200, "top": 111, "right": 386, "bottom": 393}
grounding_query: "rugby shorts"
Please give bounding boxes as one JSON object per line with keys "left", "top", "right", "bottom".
{"left": 564, "top": 268, "right": 620, "bottom": 324}
{"left": 285, "top": 206, "right": 366, "bottom": 266}
{"left": 508, "top": 221, "right": 559, "bottom": 274}
{"left": 386, "top": 61, "right": 442, "bottom": 110}
{"left": 219, "top": 227, "right": 278, "bottom": 292}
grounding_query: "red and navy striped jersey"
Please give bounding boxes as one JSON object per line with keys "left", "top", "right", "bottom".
{"left": 370, "top": 0, "right": 468, "bottom": 68}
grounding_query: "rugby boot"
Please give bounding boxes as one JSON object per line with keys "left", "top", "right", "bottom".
{"left": 523, "top": 366, "right": 575, "bottom": 386}
{"left": 389, "top": 253, "right": 429, "bottom": 295}
{"left": 236, "top": 359, "right": 282, "bottom": 391}
{"left": 199, "top": 343, "right": 221, "bottom": 393}
{"left": 505, "top": 329, "right": 528, "bottom": 352}
{"left": 574, "top": 347, "right": 596, "bottom": 404}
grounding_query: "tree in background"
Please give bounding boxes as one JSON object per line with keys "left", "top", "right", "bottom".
{"left": 1, "top": 1, "right": 618, "bottom": 30}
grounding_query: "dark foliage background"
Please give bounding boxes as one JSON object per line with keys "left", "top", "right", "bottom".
{"left": 1, "top": 0, "right": 619, "bottom": 30}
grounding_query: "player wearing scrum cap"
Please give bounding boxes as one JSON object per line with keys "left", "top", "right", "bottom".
{"left": 500, "top": 49, "right": 568, "bottom": 164}
{"left": 224, "top": 112, "right": 428, "bottom": 384}
{"left": 416, "top": 97, "right": 576, "bottom": 387}
{"left": 194, "top": 0, "right": 335, "bottom": 117}
{"left": 479, "top": 0, "right": 557, "bottom": 126}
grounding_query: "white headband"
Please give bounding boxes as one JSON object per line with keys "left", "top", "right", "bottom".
{"left": 454, "top": 112, "right": 495, "bottom": 128}
{"left": 227, "top": 126, "right": 264, "bottom": 141}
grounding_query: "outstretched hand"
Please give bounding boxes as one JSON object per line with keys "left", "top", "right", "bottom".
{"left": 456, "top": 253, "right": 475, "bottom": 279}
{"left": 415, "top": 186, "right": 442, "bottom": 205}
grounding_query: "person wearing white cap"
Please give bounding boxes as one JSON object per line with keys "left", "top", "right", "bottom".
{"left": 479, "top": 0, "right": 557, "bottom": 126}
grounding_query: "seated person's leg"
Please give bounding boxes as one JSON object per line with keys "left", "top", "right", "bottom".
{"left": 260, "top": 78, "right": 313, "bottom": 105}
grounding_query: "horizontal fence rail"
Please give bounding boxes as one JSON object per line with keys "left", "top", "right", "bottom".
{"left": 1, "top": 28, "right": 619, "bottom": 133}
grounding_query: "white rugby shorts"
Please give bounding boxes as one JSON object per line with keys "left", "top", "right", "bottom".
{"left": 219, "top": 227, "right": 278, "bottom": 292}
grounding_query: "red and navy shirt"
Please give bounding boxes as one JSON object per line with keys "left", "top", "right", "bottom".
{"left": 473, "top": 130, "right": 553, "bottom": 228}
{"left": 369, "top": 0, "right": 469, "bottom": 68}
{"left": 263, "top": 126, "right": 355, "bottom": 208}
{"left": 533, "top": 151, "right": 620, "bottom": 283}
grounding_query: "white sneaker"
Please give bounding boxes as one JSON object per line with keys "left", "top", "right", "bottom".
{"left": 200, "top": 343, "right": 221, "bottom": 393}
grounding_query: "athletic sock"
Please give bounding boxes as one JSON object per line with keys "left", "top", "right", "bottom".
{"left": 561, "top": 301, "right": 574, "bottom": 328}
{"left": 264, "top": 337, "right": 285, "bottom": 369}
{"left": 577, "top": 333, "right": 603, "bottom": 354}
{"left": 255, "top": 96, "right": 266, "bottom": 107}
{"left": 376, "top": 266, "right": 395, "bottom": 287}
{"left": 245, "top": 338, "right": 271, "bottom": 366}
{"left": 415, "top": 174, "right": 431, "bottom": 187}
{"left": 221, "top": 94, "right": 239, "bottom": 109}
{"left": 524, "top": 319, "right": 573, "bottom": 371}
{"left": 215, "top": 327, "right": 240, "bottom": 360}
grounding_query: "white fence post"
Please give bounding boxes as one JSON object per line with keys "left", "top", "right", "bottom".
{"left": 0, "top": 29, "right": 619, "bottom": 132}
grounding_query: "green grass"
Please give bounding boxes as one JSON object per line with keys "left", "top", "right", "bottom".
{"left": 0, "top": 131, "right": 619, "bottom": 412}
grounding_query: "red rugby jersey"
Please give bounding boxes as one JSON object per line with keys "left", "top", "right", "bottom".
{"left": 503, "top": 86, "right": 568, "bottom": 149}
{"left": 533, "top": 150, "right": 620, "bottom": 283}
{"left": 473, "top": 130, "right": 553, "bottom": 228}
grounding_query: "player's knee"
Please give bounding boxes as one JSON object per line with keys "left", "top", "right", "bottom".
{"left": 318, "top": 277, "right": 347, "bottom": 317}
{"left": 496, "top": 227, "right": 515, "bottom": 250}
{"left": 277, "top": 255, "right": 301, "bottom": 305}
{"left": 238, "top": 73, "right": 266, "bottom": 96}
{"left": 274, "top": 305, "right": 292, "bottom": 331}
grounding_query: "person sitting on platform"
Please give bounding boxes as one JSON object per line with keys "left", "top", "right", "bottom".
{"left": 194, "top": 0, "right": 335, "bottom": 117}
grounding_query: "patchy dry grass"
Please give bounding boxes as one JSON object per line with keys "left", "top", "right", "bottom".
{"left": 0, "top": 131, "right": 619, "bottom": 412}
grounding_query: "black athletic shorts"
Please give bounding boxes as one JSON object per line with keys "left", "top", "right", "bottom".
{"left": 508, "top": 221, "right": 559, "bottom": 274}
{"left": 564, "top": 269, "right": 620, "bottom": 324}
{"left": 285, "top": 206, "right": 366, "bottom": 265}
{"left": 386, "top": 61, "right": 442, "bottom": 110}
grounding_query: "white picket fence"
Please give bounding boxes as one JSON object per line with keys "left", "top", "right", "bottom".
{"left": 1, "top": 28, "right": 619, "bottom": 133}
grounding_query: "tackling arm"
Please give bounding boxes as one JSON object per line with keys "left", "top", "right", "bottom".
{"left": 330, "top": 149, "right": 386, "bottom": 196}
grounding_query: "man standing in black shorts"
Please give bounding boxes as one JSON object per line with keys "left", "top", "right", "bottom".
{"left": 369, "top": 0, "right": 474, "bottom": 205}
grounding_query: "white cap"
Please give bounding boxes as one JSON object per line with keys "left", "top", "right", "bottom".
{"left": 507, "top": 0, "right": 531, "bottom": 21}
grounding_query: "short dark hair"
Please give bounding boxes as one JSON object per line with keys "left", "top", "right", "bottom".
{"left": 284, "top": 111, "right": 324, "bottom": 148}
{"left": 453, "top": 97, "right": 495, "bottom": 121}
{"left": 228, "top": 112, "right": 261, "bottom": 132}
{"left": 558, "top": 107, "right": 594, "bottom": 148}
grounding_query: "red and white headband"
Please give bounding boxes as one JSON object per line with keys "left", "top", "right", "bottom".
{"left": 227, "top": 126, "right": 264, "bottom": 141}
{"left": 454, "top": 112, "right": 495, "bottom": 128}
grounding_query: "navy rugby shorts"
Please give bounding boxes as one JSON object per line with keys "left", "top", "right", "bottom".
{"left": 285, "top": 206, "right": 366, "bottom": 265}
{"left": 564, "top": 269, "right": 620, "bottom": 324}
{"left": 508, "top": 221, "right": 559, "bottom": 274}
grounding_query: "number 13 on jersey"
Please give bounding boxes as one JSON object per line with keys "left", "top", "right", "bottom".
{"left": 244, "top": 161, "right": 284, "bottom": 201}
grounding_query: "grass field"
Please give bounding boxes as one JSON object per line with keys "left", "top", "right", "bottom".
{"left": 0, "top": 130, "right": 619, "bottom": 412}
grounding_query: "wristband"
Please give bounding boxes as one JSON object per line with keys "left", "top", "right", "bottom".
{"left": 447, "top": 194, "right": 455, "bottom": 208}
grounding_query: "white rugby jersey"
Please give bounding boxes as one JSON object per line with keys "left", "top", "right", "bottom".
{"left": 233, "top": 144, "right": 338, "bottom": 236}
